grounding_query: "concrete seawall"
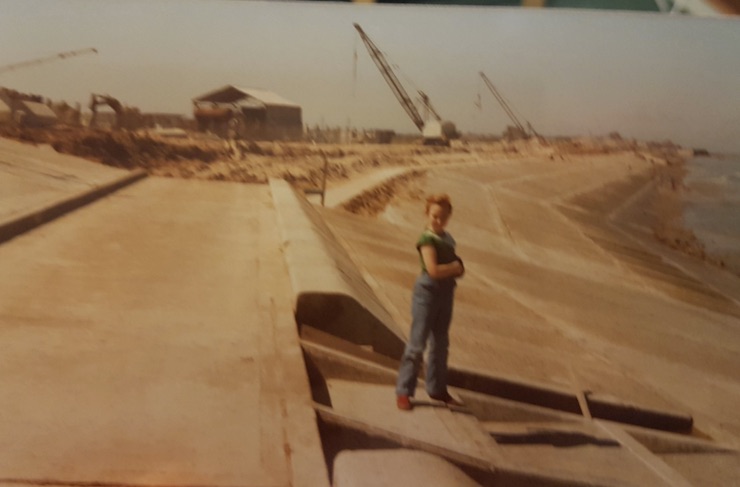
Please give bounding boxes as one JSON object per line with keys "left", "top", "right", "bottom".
{"left": 270, "top": 178, "right": 406, "bottom": 360}
{"left": 4, "top": 136, "right": 738, "bottom": 485}
{"left": 0, "top": 169, "right": 147, "bottom": 244}
{"left": 0, "top": 136, "right": 149, "bottom": 244}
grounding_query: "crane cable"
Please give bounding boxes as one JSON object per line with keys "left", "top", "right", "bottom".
{"left": 352, "top": 34, "right": 358, "bottom": 98}
{"left": 475, "top": 76, "right": 482, "bottom": 110}
{"left": 387, "top": 55, "right": 431, "bottom": 115}
{"left": 364, "top": 36, "right": 426, "bottom": 110}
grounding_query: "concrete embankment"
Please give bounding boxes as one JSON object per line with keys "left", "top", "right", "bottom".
{"left": 269, "top": 155, "right": 738, "bottom": 486}
{"left": 319, "top": 152, "right": 740, "bottom": 485}
{"left": 0, "top": 137, "right": 146, "bottom": 244}
{"left": 270, "top": 177, "right": 407, "bottom": 360}
{"left": 0, "top": 140, "right": 328, "bottom": 487}
{"left": 2, "top": 136, "right": 739, "bottom": 486}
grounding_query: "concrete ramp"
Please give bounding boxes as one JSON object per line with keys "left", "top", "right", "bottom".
{"left": 0, "top": 175, "right": 329, "bottom": 487}
{"left": 0, "top": 136, "right": 145, "bottom": 244}
{"left": 333, "top": 449, "right": 482, "bottom": 487}
{"left": 301, "top": 331, "right": 695, "bottom": 487}
{"left": 270, "top": 178, "right": 406, "bottom": 360}
{"left": 324, "top": 380, "right": 499, "bottom": 464}
{"left": 290, "top": 160, "right": 733, "bottom": 486}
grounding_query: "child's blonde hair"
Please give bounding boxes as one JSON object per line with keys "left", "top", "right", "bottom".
{"left": 425, "top": 193, "right": 453, "bottom": 214}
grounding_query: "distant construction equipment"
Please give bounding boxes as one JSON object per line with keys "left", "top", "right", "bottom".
{"left": 0, "top": 48, "right": 98, "bottom": 75}
{"left": 0, "top": 48, "right": 99, "bottom": 127}
{"left": 89, "top": 93, "right": 143, "bottom": 131}
{"left": 479, "top": 71, "right": 539, "bottom": 140}
{"left": 353, "top": 23, "right": 457, "bottom": 145}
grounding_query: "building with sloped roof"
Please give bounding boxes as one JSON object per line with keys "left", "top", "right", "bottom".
{"left": 0, "top": 98, "right": 11, "bottom": 124}
{"left": 193, "top": 85, "right": 302, "bottom": 141}
{"left": 16, "top": 101, "right": 58, "bottom": 127}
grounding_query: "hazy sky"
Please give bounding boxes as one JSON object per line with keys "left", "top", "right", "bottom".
{"left": 1, "top": 0, "right": 738, "bottom": 152}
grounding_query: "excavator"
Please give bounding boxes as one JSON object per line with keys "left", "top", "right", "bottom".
{"left": 0, "top": 48, "right": 98, "bottom": 126}
{"left": 88, "top": 93, "right": 142, "bottom": 130}
{"left": 353, "top": 23, "right": 457, "bottom": 146}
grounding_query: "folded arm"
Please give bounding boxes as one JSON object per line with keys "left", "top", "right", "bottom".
{"left": 420, "top": 245, "right": 464, "bottom": 280}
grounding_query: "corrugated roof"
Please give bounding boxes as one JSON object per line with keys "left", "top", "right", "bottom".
{"left": 193, "top": 85, "right": 299, "bottom": 108}
{"left": 234, "top": 87, "right": 298, "bottom": 107}
{"left": 20, "top": 101, "right": 57, "bottom": 119}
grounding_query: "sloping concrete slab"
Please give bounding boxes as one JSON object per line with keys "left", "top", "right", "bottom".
{"left": 333, "top": 449, "right": 482, "bottom": 487}
{"left": 320, "top": 155, "right": 740, "bottom": 483}
{"left": 479, "top": 416, "right": 687, "bottom": 486}
{"left": 270, "top": 178, "right": 406, "bottom": 360}
{"left": 0, "top": 137, "right": 145, "bottom": 245}
{"left": 658, "top": 451, "right": 740, "bottom": 486}
{"left": 324, "top": 380, "right": 499, "bottom": 465}
{"left": 324, "top": 167, "right": 408, "bottom": 208}
{"left": 0, "top": 177, "right": 327, "bottom": 487}
{"left": 0, "top": 137, "right": 132, "bottom": 222}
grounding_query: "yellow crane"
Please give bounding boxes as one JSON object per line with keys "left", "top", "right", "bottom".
{"left": 0, "top": 48, "right": 98, "bottom": 75}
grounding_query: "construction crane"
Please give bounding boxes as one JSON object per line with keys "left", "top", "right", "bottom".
{"left": 353, "top": 23, "right": 456, "bottom": 145}
{"left": 0, "top": 48, "right": 98, "bottom": 75}
{"left": 418, "top": 91, "right": 442, "bottom": 122}
{"left": 479, "top": 70, "right": 538, "bottom": 140}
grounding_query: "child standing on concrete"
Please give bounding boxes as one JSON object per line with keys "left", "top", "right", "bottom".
{"left": 396, "top": 193, "right": 465, "bottom": 411}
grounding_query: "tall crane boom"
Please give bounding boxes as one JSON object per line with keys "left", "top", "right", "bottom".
{"left": 353, "top": 23, "right": 425, "bottom": 131}
{"left": 418, "top": 91, "right": 442, "bottom": 122}
{"left": 0, "top": 48, "right": 98, "bottom": 75}
{"left": 479, "top": 71, "right": 527, "bottom": 134}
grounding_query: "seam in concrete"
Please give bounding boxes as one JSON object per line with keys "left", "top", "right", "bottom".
{"left": 0, "top": 169, "right": 147, "bottom": 245}
{"left": 317, "top": 405, "right": 624, "bottom": 487}
{"left": 314, "top": 404, "right": 496, "bottom": 473}
{"left": 616, "top": 420, "right": 738, "bottom": 454}
{"left": 596, "top": 421, "right": 695, "bottom": 487}
{"left": 465, "top": 268, "right": 698, "bottom": 432}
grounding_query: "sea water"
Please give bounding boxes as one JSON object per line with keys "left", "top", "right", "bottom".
{"left": 682, "top": 155, "right": 740, "bottom": 274}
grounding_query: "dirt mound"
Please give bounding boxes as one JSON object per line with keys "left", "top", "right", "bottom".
{"left": 0, "top": 125, "right": 227, "bottom": 169}
{"left": 4, "top": 123, "right": 723, "bottom": 275}
{"left": 340, "top": 170, "right": 427, "bottom": 216}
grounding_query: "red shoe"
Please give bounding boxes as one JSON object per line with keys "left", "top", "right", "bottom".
{"left": 429, "top": 391, "right": 464, "bottom": 407}
{"left": 396, "top": 395, "right": 413, "bottom": 411}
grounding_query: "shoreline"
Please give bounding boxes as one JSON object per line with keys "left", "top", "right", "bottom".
{"left": 322, "top": 146, "right": 740, "bottom": 453}
{"left": 650, "top": 153, "right": 740, "bottom": 278}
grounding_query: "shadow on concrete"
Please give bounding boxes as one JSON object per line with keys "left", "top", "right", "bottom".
{"left": 296, "top": 292, "right": 405, "bottom": 361}
{"left": 491, "top": 430, "right": 620, "bottom": 448}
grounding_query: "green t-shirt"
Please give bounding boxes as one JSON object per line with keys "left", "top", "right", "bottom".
{"left": 417, "top": 229, "right": 457, "bottom": 273}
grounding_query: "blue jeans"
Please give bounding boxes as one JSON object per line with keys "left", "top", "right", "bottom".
{"left": 396, "top": 273, "right": 456, "bottom": 397}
